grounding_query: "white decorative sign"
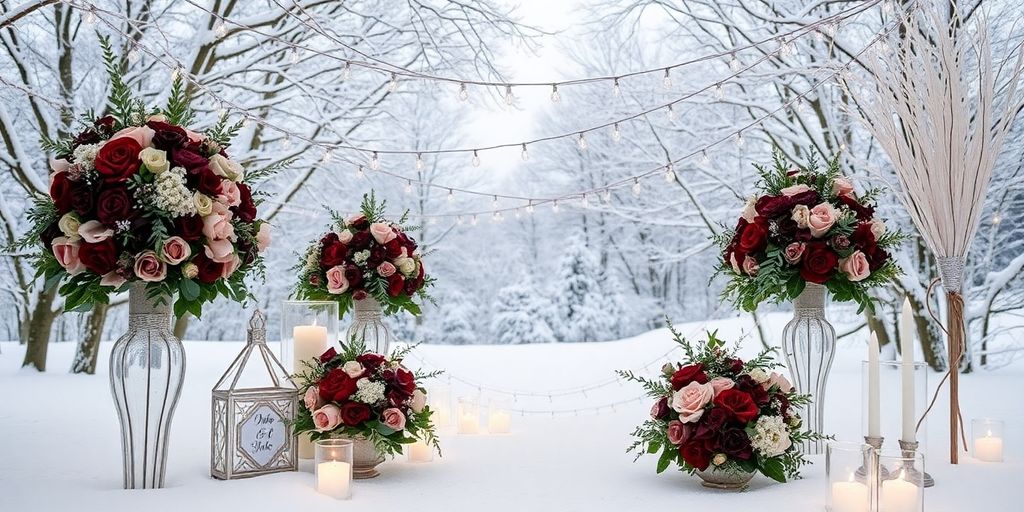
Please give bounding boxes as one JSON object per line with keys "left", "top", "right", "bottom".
{"left": 239, "top": 405, "right": 287, "bottom": 467}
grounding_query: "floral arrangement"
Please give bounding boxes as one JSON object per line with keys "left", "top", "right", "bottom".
{"left": 293, "top": 342, "right": 440, "bottom": 456}
{"left": 18, "top": 39, "right": 271, "bottom": 316}
{"left": 715, "top": 151, "right": 902, "bottom": 312}
{"left": 620, "top": 328, "right": 822, "bottom": 483}
{"left": 292, "top": 193, "right": 432, "bottom": 317}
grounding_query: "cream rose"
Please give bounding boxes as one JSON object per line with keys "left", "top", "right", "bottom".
{"left": 303, "top": 386, "right": 323, "bottom": 412}
{"left": 746, "top": 368, "right": 770, "bottom": 384}
{"left": 783, "top": 242, "right": 806, "bottom": 265}
{"left": 325, "top": 265, "right": 349, "bottom": 294}
{"left": 740, "top": 196, "right": 758, "bottom": 223}
{"left": 791, "top": 204, "right": 810, "bottom": 228}
{"left": 312, "top": 404, "right": 342, "bottom": 432}
{"left": 369, "top": 222, "right": 397, "bottom": 244}
{"left": 58, "top": 213, "right": 81, "bottom": 240}
{"left": 147, "top": 114, "right": 167, "bottom": 123}
{"left": 394, "top": 257, "right": 416, "bottom": 277}
{"left": 139, "top": 147, "right": 169, "bottom": 175}
{"left": 869, "top": 219, "right": 886, "bottom": 239}
{"left": 161, "top": 236, "right": 191, "bottom": 265}
{"left": 133, "top": 250, "right": 167, "bottom": 282}
{"left": 78, "top": 220, "right": 114, "bottom": 243}
{"left": 208, "top": 154, "right": 243, "bottom": 182}
{"left": 50, "top": 158, "right": 70, "bottom": 173}
{"left": 52, "top": 237, "right": 85, "bottom": 275}
{"left": 337, "top": 229, "right": 353, "bottom": 244}
{"left": 807, "top": 202, "right": 839, "bottom": 237}
{"left": 832, "top": 177, "right": 854, "bottom": 197}
{"left": 780, "top": 183, "right": 811, "bottom": 196}
{"left": 342, "top": 361, "right": 365, "bottom": 378}
{"left": 670, "top": 381, "right": 714, "bottom": 423}
{"left": 709, "top": 377, "right": 736, "bottom": 396}
{"left": 256, "top": 222, "right": 271, "bottom": 252}
{"left": 766, "top": 372, "right": 794, "bottom": 393}
{"left": 839, "top": 250, "right": 871, "bottom": 282}
{"left": 194, "top": 192, "right": 214, "bottom": 217}
{"left": 410, "top": 389, "right": 427, "bottom": 413}
{"left": 182, "top": 262, "right": 199, "bottom": 279}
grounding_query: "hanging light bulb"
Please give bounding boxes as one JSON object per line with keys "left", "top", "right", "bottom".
{"left": 729, "top": 53, "right": 741, "bottom": 71}
{"left": 993, "top": 211, "right": 1003, "bottom": 225}
{"left": 664, "top": 164, "right": 676, "bottom": 182}
{"left": 666, "top": 104, "right": 676, "bottom": 121}
{"left": 127, "top": 45, "right": 140, "bottom": 63}
{"left": 514, "top": 209, "right": 522, "bottom": 219}
{"left": 447, "top": 189, "right": 454, "bottom": 202}
{"left": 882, "top": 0, "right": 894, "bottom": 16}
{"left": 601, "top": 189, "right": 612, "bottom": 203}
{"left": 491, "top": 195, "right": 499, "bottom": 210}
{"left": 552, "top": 200, "right": 560, "bottom": 213}
{"left": 631, "top": 178, "right": 641, "bottom": 197}
{"left": 458, "top": 82, "right": 469, "bottom": 101}
{"left": 612, "top": 123, "right": 622, "bottom": 143}
{"left": 471, "top": 215, "right": 479, "bottom": 226}
{"left": 369, "top": 151, "right": 380, "bottom": 170}
{"left": 341, "top": 62, "right": 352, "bottom": 81}
{"left": 581, "top": 194, "right": 589, "bottom": 208}
{"left": 526, "top": 201, "right": 535, "bottom": 214}
{"left": 471, "top": 150, "right": 481, "bottom": 167}
{"left": 404, "top": 180, "right": 413, "bottom": 195}
{"left": 457, "top": 216, "right": 464, "bottom": 226}
{"left": 356, "top": 165, "right": 365, "bottom": 179}
{"left": 520, "top": 143, "right": 529, "bottom": 161}
{"left": 321, "top": 148, "right": 333, "bottom": 163}
{"left": 282, "top": 134, "right": 292, "bottom": 149}
{"left": 504, "top": 85, "right": 514, "bottom": 105}
{"left": 699, "top": 149, "right": 710, "bottom": 165}
{"left": 550, "top": 84, "right": 561, "bottom": 103}
{"left": 214, "top": 21, "right": 228, "bottom": 39}
{"left": 714, "top": 83, "right": 725, "bottom": 100}
{"left": 492, "top": 211, "right": 504, "bottom": 223}
{"left": 84, "top": 8, "right": 98, "bottom": 25}
{"left": 577, "top": 132, "right": 588, "bottom": 150}
{"left": 289, "top": 47, "right": 301, "bottom": 64}
{"left": 662, "top": 68, "right": 672, "bottom": 89}
{"left": 415, "top": 153, "right": 425, "bottom": 171}
{"left": 734, "top": 132, "right": 745, "bottom": 148}
{"left": 388, "top": 73, "right": 399, "bottom": 92}
{"left": 612, "top": 78, "right": 621, "bottom": 97}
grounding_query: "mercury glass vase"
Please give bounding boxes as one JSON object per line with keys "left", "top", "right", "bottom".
{"left": 108, "top": 283, "right": 186, "bottom": 489}
{"left": 345, "top": 297, "right": 396, "bottom": 355}
{"left": 694, "top": 466, "right": 755, "bottom": 490}
{"left": 781, "top": 282, "right": 835, "bottom": 455}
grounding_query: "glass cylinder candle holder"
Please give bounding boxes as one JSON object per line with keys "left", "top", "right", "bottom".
{"left": 972, "top": 418, "right": 1004, "bottom": 462}
{"left": 487, "top": 398, "right": 512, "bottom": 434}
{"left": 457, "top": 397, "right": 480, "bottom": 435}
{"left": 876, "top": 450, "right": 925, "bottom": 512}
{"left": 280, "top": 301, "right": 338, "bottom": 374}
{"left": 315, "top": 439, "right": 353, "bottom": 500}
{"left": 406, "top": 439, "right": 433, "bottom": 463}
{"left": 429, "top": 385, "right": 452, "bottom": 428}
{"left": 861, "top": 361, "right": 928, "bottom": 447}
{"left": 826, "top": 441, "right": 874, "bottom": 512}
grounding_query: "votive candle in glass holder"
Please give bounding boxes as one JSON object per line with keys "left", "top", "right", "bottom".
{"left": 280, "top": 300, "right": 338, "bottom": 373}
{"left": 429, "top": 385, "right": 452, "bottom": 428}
{"left": 876, "top": 450, "right": 924, "bottom": 512}
{"left": 406, "top": 439, "right": 433, "bottom": 463}
{"left": 487, "top": 398, "right": 512, "bottom": 434}
{"left": 457, "top": 397, "right": 480, "bottom": 434}
{"left": 315, "top": 439, "right": 353, "bottom": 500}
{"left": 972, "top": 418, "right": 1004, "bottom": 462}
{"left": 826, "top": 441, "right": 874, "bottom": 512}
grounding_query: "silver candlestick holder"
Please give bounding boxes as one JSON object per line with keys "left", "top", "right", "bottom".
{"left": 855, "top": 436, "right": 890, "bottom": 482}
{"left": 897, "top": 439, "right": 934, "bottom": 487}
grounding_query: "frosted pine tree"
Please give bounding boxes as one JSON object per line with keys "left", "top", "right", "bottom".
{"left": 437, "top": 289, "right": 479, "bottom": 345}
{"left": 554, "top": 241, "right": 623, "bottom": 342}
{"left": 490, "top": 283, "right": 557, "bottom": 344}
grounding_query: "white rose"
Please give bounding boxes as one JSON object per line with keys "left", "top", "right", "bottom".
{"left": 139, "top": 147, "right": 169, "bottom": 175}
{"left": 208, "top": 154, "right": 244, "bottom": 182}
{"left": 740, "top": 196, "right": 757, "bottom": 222}
{"left": 410, "top": 389, "right": 427, "bottom": 413}
{"left": 194, "top": 192, "right": 214, "bottom": 216}
{"left": 336, "top": 229, "right": 354, "bottom": 244}
{"left": 746, "top": 368, "right": 770, "bottom": 384}
{"left": 870, "top": 219, "right": 886, "bottom": 239}
{"left": 342, "top": 361, "right": 365, "bottom": 378}
{"left": 57, "top": 213, "right": 81, "bottom": 240}
{"left": 395, "top": 257, "right": 416, "bottom": 277}
{"left": 791, "top": 204, "right": 810, "bottom": 229}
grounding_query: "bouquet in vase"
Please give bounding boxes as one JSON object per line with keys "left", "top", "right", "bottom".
{"left": 621, "top": 328, "right": 824, "bottom": 484}
{"left": 715, "top": 150, "right": 902, "bottom": 312}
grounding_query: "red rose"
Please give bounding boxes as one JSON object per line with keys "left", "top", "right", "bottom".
{"left": 725, "top": 358, "right": 744, "bottom": 374}
{"left": 737, "top": 218, "right": 768, "bottom": 254}
{"left": 79, "top": 239, "right": 118, "bottom": 275}
{"left": 387, "top": 274, "right": 405, "bottom": 297}
{"left": 171, "top": 148, "right": 208, "bottom": 171}
{"left": 319, "top": 368, "right": 358, "bottom": 402}
{"left": 352, "top": 289, "right": 368, "bottom": 301}
{"left": 384, "top": 239, "right": 404, "bottom": 259}
{"left": 679, "top": 440, "right": 712, "bottom": 471}
{"left": 339, "top": 401, "right": 372, "bottom": 426}
{"left": 387, "top": 389, "right": 410, "bottom": 407}
{"left": 49, "top": 172, "right": 75, "bottom": 214}
{"left": 96, "top": 187, "right": 132, "bottom": 225}
{"left": 651, "top": 397, "right": 670, "bottom": 419}
{"left": 350, "top": 231, "right": 371, "bottom": 250}
{"left": 70, "top": 185, "right": 94, "bottom": 216}
{"left": 754, "top": 195, "right": 794, "bottom": 218}
{"left": 319, "top": 347, "right": 338, "bottom": 364}
{"left": 94, "top": 137, "right": 142, "bottom": 183}
{"left": 356, "top": 352, "right": 386, "bottom": 369}
{"left": 670, "top": 364, "right": 709, "bottom": 390}
{"left": 800, "top": 242, "right": 838, "bottom": 284}
{"left": 850, "top": 223, "right": 877, "bottom": 252}
{"left": 193, "top": 253, "right": 224, "bottom": 284}
{"left": 73, "top": 129, "right": 101, "bottom": 146}
{"left": 174, "top": 214, "right": 204, "bottom": 241}
{"left": 94, "top": 115, "right": 116, "bottom": 131}
{"left": 720, "top": 428, "right": 753, "bottom": 460}
{"left": 348, "top": 215, "right": 370, "bottom": 230}
{"left": 838, "top": 194, "right": 874, "bottom": 220}
{"left": 395, "top": 368, "right": 416, "bottom": 394}
{"left": 186, "top": 166, "right": 223, "bottom": 197}
{"left": 703, "top": 406, "right": 730, "bottom": 430}
{"left": 320, "top": 241, "right": 349, "bottom": 268}
{"left": 713, "top": 388, "right": 760, "bottom": 424}
{"left": 148, "top": 121, "right": 189, "bottom": 150}
{"left": 789, "top": 189, "right": 820, "bottom": 207}
{"left": 232, "top": 183, "right": 257, "bottom": 223}
{"left": 344, "top": 265, "right": 363, "bottom": 289}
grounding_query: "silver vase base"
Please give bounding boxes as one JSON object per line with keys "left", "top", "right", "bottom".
{"left": 353, "top": 468, "right": 380, "bottom": 479}
{"left": 855, "top": 436, "right": 889, "bottom": 482}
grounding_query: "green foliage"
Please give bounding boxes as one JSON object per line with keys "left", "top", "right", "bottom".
{"left": 163, "top": 74, "right": 195, "bottom": 126}
{"left": 98, "top": 34, "right": 147, "bottom": 129}
{"left": 205, "top": 113, "right": 245, "bottom": 149}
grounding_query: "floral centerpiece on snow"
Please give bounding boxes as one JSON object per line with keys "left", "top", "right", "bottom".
{"left": 293, "top": 342, "right": 440, "bottom": 457}
{"left": 17, "top": 39, "right": 270, "bottom": 316}
{"left": 292, "top": 193, "right": 432, "bottom": 317}
{"left": 715, "top": 151, "right": 902, "bottom": 312}
{"left": 620, "top": 328, "right": 823, "bottom": 485}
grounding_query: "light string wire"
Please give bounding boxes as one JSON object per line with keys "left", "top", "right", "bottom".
{"left": 69, "top": 0, "right": 876, "bottom": 160}
{"left": 72, "top": 1, "right": 909, "bottom": 218}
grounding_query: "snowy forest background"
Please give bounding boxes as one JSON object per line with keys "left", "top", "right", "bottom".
{"left": 1, "top": 0, "right": 1022, "bottom": 374}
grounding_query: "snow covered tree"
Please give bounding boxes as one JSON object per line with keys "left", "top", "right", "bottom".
{"left": 553, "top": 239, "right": 624, "bottom": 342}
{"left": 435, "top": 289, "right": 480, "bottom": 345}
{"left": 490, "top": 282, "right": 557, "bottom": 344}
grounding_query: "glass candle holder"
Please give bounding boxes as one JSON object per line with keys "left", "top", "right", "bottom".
{"left": 972, "top": 418, "right": 1004, "bottom": 462}
{"left": 315, "top": 439, "right": 353, "bottom": 500}
{"left": 861, "top": 361, "right": 928, "bottom": 446}
{"left": 457, "top": 397, "right": 480, "bottom": 435}
{"left": 876, "top": 450, "right": 925, "bottom": 512}
{"left": 406, "top": 439, "right": 433, "bottom": 463}
{"left": 487, "top": 398, "right": 512, "bottom": 434}
{"left": 429, "top": 385, "right": 452, "bottom": 428}
{"left": 280, "top": 301, "right": 338, "bottom": 374}
{"left": 826, "top": 441, "right": 874, "bottom": 512}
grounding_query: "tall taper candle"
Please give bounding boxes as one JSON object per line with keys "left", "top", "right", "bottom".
{"left": 868, "top": 331, "right": 881, "bottom": 438}
{"left": 900, "top": 297, "right": 916, "bottom": 442}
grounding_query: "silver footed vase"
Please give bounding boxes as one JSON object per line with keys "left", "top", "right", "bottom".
{"left": 346, "top": 297, "right": 396, "bottom": 355}
{"left": 109, "top": 284, "right": 186, "bottom": 489}
{"left": 780, "top": 282, "right": 835, "bottom": 455}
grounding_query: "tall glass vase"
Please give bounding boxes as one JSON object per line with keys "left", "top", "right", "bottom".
{"left": 109, "top": 283, "right": 186, "bottom": 489}
{"left": 781, "top": 282, "right": 835, "bottom": 455}
{"left": 345, "top": 297, "right": 396, "bottom": 355}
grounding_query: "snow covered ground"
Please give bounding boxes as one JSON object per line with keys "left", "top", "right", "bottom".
{"left": 0, "top": 314, "right": 1019, "bottom": 511}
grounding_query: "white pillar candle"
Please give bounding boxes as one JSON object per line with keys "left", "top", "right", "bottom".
{"left": 488, "top": 409, "right": 511, "bottom": 434}
{"left": 879, "top": 471, "right": 921, "bottom": 512}
{"left": 868, "top": 331, "right": 881, "bottom": 438}
{"left": 899, "top": 297, "right": 916, "bottom": 442}
{"left": 974, "top": 432, "right": 1004, "bottom": 462}
{"left": 459, "top": 412, "right": 480, "bottom": 434}
{"left": 407, "top": 439, "right": 433, "bottom": 463}
{"left": 292, "top": 324, "right": 328, "bottom": 373}
{"left": 298, "top": 433, "right": 315, "bottom": 460}
{"left": 316, "top": 460, "right": 352, "bottom": 499}
{"left": 434, "top": 403, "right": 451, "bottom": 427}
{"left": 830, "top": 477, "right": 870, "bottom": 512}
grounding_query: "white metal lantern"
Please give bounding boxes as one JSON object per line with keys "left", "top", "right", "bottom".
{"left": 212, "top": 310, "right": 298, "bottom": 479}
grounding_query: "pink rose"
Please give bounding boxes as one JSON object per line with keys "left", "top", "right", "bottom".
{"left": 52, "top": 237, "right": 86, "bottom": 275}
{"left": 832, "top": 177, "right": 854, "bottom": 197}
{"left": 869, "top": 219, "right": 886, "bottom": 239}
{"left": 204, "top": 238, "right": 235, "bottom": 263}
{"left": 670, "top": 381, "right": 714, "bottom": 423}
{"left": 709, "top": 377, "right": 736, "bottom": 396}
{"left": 783, "top": 242, "right": 806, "bottom": 265}
{"left": 381, "top": 407, "right": 407, "bottom": 431}
{"left": 410, "top": 389, "right": 427, "bottom": 413}
{"left": 256, "top": 223, "right": 271, "bottom": 252}
{"left": 766, "top": 372, "right": 794, "bottom": 393}
{"left": 839, "top": 250, "right": 871, "bottom": 282}
{"left": 78, "top": 220, "right": 114, "bottom": 243}
{"left": 325, "top": 265, "right": 349, "bottom": 294}
{"left": 667, "top": 420, "right": 693, "bottom": 445}
{"left": 220, "top": 253, "right": 242, "bottom": 279}
{"left": 100, "top": 271, "right": 126, "bottom": 288}
{"left": 185, "top": 128, "right": 205, "bottom": 143}
{"left": 729, "top": 253, "right": 741, "bottom": 274}
{"left": 111, "top": 125, "right": 155, "bottom": 148}
{"left": 202, "top": 202, "right": 236, "bottom": 241}
{"left": 377, "top": 261, "right": 396, "bottom": 277}
{"left": 133, "top": 250, "right": 167, "bottom": 282}
{"left": 303, "top": 386, "right": 323, "bottom": 411}
{"left": 740, "top": 198, "right": 757, "bottom": 223}
{"left": 216, "top": 180, "right": 242, "bottom": 207}
{"left": 341, "top": 361, "right": 365, "bottom": 378}
{"left": 742, "top": 256, "right": 759, "bottom": 277}
{"left": 780, "top": 183, "right": 811, "bottom": 196}
{"left": 369, "top": 222, "right": 397, "bottom": 244}
{"left": 161, "top": 236, "right": 191, "bottom": 265}
{"left": 337, "top": 229, "right": 353, "bottom": 244}
{"left": 312, "top": 404, "right": 342, "bottom": 432}
{"left": 50, "top": 158, "right": 70, "bottom": 173}
{"left": 807, "top": 202, "right": 839, "bottom": 238}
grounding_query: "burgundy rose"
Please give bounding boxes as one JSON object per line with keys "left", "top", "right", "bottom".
{"left": 754, "top": 195, "right": 795, "bottom": 218}
{"left": 79, "top": 239, "right": 118, "bottom": 275}
{"left": 94, "top": 115, "right": 116, "bottom": 132}
{"left": 171, "top": 148, "right": 208, "bottom": 171}
{"left": 70, "top": 185, "right": 94, "bottom": 216}
{"left": 187, "top": 166, "right": 223, "bottom": 197}
{"left": 349, "top": 216, "right": 370, "bottom": 230}
{"left": 309, "top": 274, "right": 322, "bottom": 287}
{"left": 387, "top": 389, "right": 410, "bottom": 407}
{"left": 73, "top": 129, "right": 101, "bottom": 146}
{"left": 404, "top": 277, "right": 420, "bottom": 295}
{"left": 344, "top": 265, "right": 363, "bottom": 289}
{"left": 670, "top": 364, "right": 709, "bottom": 391}
{"left": 319, "top": 347, "right": 338, "bottom": 364}
{"left": 725, "top": 358, "right": 744, "bottom": 374}
{"left": 352, "top": 289, "right": 367, "bottom": 301}
{"left": 651, "top": 397, "right": 670, "bottom": 420}
{"left": 232, "top": 183, "right": 257, "bottom": 223}
{"left": 319, "top": 369, "right": 358, "bottom": 402}
{"left": 850, "top": 223, "right": 877, "bottom": 252}
{"left": 679, "top": 440, "right": 712, "bottom": 471}
{"left": 865, "top": 247, "right": 889, "bottom": 272}
{"left": 94, "top": 137, "right": 142, "bottom": 183}
{"left": 737, "top": 218, "right": 768, "bottom": 254}
{"left": 356, "top": 352, "right": 386, "bottom": 369}
{"left": 96, "top": 187, "right": 132, "bottom": 226}
{"left": 384, "top": 239, "right": 404, "bottom": 259}
{"left": 193, "top": 253, "right": 224, "bottom": 284}
{"left": 39, "top": 222, "right": 62, "bottom": 248}
{"left": 800, "top": 242, "right": 838, "bottom": 284}
{"left": 49, "top": 172, "right": 75, "bottom": 214}
{"left": 320, "top": 241, "right": 348, "bottom": 268}
{"left": 148, "top": 120, "right": 189, "bottom": 150}
{"left": 838, "top": 194, "right": 874, "bottom": 220}
{"left": 367, "top": 246, "right": 387, "bottom": 268}
{"left": 713, "top": 389, "right": 760, "bottom": 424}
{"left": 339, "top": 401, "right": 372, "bottom": 426}
{"left": 387, "top": 274, "right": 405, "bottom": 297}
{"left": 175, "top": 214, "right": 204, "bottom": 241}
{"left": 350, "top": 231, "right": 371, "bottom": 250}
{"left": 703, "top": 406, "right": 730, "bottom": 430}
{"left": 789, "top": 189, "right": 821, "bottom": 207}
{"left": 395, "top": 368, "right": 416, "bottom": 394}
{"left": 720, "top": 428, "right": 753, "bottom": 460}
